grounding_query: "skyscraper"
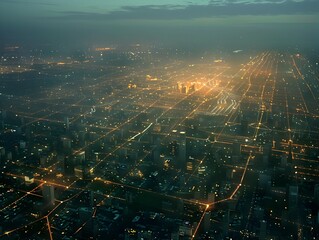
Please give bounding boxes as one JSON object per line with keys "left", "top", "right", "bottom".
{"left": 42, "top": 184, "right": 55, "bottom": 206}
{"left": 178, "top": 131, "right": 187, "bottom": 169}
{"left": 288, "top": 186, "right": 298, "bottom": 209}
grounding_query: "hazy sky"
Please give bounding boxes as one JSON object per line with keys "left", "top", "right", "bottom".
{"left": 1, "top": 0, "right": 319, "bottom": 49}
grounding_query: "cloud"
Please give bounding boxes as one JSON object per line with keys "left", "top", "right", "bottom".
{"left": 0, "top": 0, "right": 56, "bottom": 6}
{"left": 56, "top": 0, "right": 319, "bottom": 21}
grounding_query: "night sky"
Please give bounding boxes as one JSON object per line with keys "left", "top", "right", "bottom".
{"left": 1, "top": 0, "right": 319, "bottom": 49}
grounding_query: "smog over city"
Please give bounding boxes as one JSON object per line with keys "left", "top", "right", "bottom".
{"left": 0, "top": 0, "right": 319, "bottom": 239}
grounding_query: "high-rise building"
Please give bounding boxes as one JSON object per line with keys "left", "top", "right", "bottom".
{"left": 259, "top": 220, "right": 267, "bottom": 240}
{"left": 232, "top": 142, "right": 241, "bottom": 156}
{"left": 178, "top": 131, "right": 187, "bottom": 169}
{"left": 288, "top": 186, "right": 298, "bottom": 209}
{"left": 207, "top": 192, "right": 215, "bottom": 204}
{"left": 203, "top": 211, "right": 211, "bottom": 232}
{"left": 169, "top": 140, "right": 179, "bottom": 157}
{"left": 288, "top": 140, "right": 293, "bottom": 163}
{"left": 74, "top": 166, "right": 85, "bottom": 179}
{"left": 64, "top": 156, "right": 74, "bottom": 175}
{"left": 7, "top": 151, "right": 12, "bottom": 161}
{"left": 151, "top": 145, "right": 160, "bottom": 163}
{"left": 78, "top": 207, "right": 96, "bottom": 238}
{"left": 222, "top": 209, "right": 230, "bottom": 236}
{"left": 61, "top": 137, "right": 72, "bottom": 152}
{"left": 64, "top": 117, "right": 70, "bottom": 130}
{"left": 280, "top": 154, "right": 288, "bottom": 168}
{"left": 314, "top": 184, "right": 319, "bottom": 205}
{"left": 263, "top": 143, "right": 272, "bottom": 158}
{"left": 1, "top": 110, "right": 7, "bottom": 119}
{"left": 0, "top": 147, "right": 5, "bottom": 160}
{"left": 178, "top": 222, "right": 193, "bottom": 238}
{"left": 74, "top": 150, "right": 86, "bottom": 166}
{"left": 240, "top": 115, "right": 248, "bottom": 136}
{"left": 42, "top": 184, "right": 55, "bottom": 206}
{"left": 151, "top": 133, "right": 161, "bottom": 164}
{"left": 259, "top": 173, "right": 271, "bottom": 190}
{"left": 169, "top": 130, "right": 187, "bottom": 168}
